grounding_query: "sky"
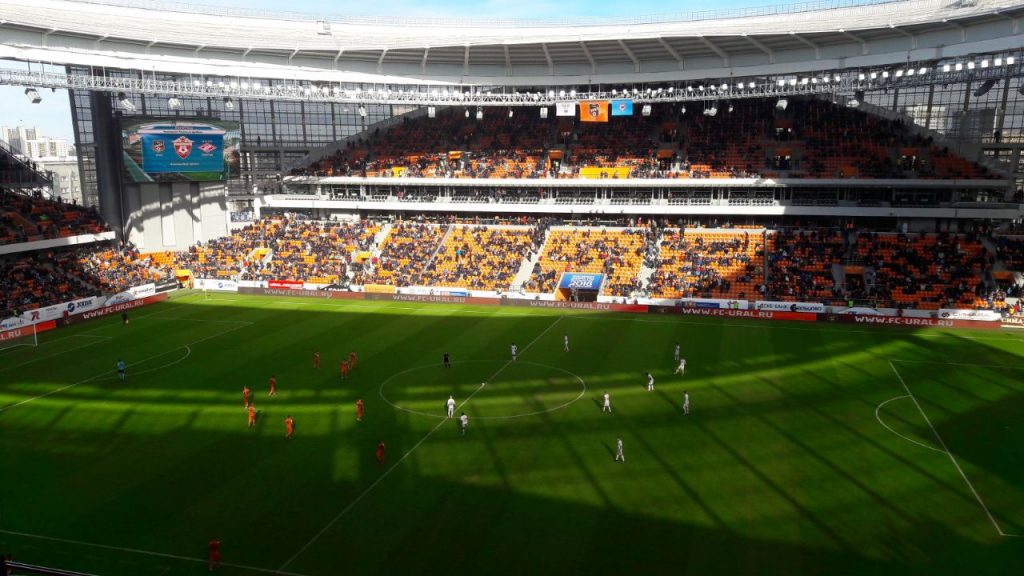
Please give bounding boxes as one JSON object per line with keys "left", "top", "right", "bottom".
{"left": 0, "top": 0, "right": 798, "bottom": 147}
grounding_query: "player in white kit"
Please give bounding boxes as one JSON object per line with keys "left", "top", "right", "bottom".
{"left": 615, "top": 437, "right": 625, "bottom": 462}
{"left": 459, "top": 412, "right": 469, "bottom": 435}
{"left": 564, "top": 335, "right": 570, "bottom": 352}
{"left": 683, "top": 391, "right": 690, "bottom": 415}
{"left": 511, "top": 343, "right": 518, "bottom": 361}
{"left": 674, "top": 357, "right": 686, "bottom": 375}
{"left": 674, "top": 343, "right": 681, "bottom": 362}
{"left": 646, "top": 372, "right": 655, "bottom": 392}
{"left": 447, "top": 395, "right": 456, "bottom": 419}
{"left": 602, "top": 392, "right": 611, "bottom": 413}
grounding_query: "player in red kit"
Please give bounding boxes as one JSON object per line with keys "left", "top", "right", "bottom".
{"left": 356, "top": 399, "right": 364, "bottom": 422}
{"left": 340, "top": 360, "right": 349, "bottom": 380}
{"left": 242, "top": 385, "right": 250, "bottom": 408}
{"left": 285, "top": 415, "right": 294, "bottom": 439}
{"left": 247, "top": 404, "right": 256, "bottom": 429}
{"left": 349, "top": 351, "right": 358, "bottom": 370}
{"left": 313, "top": 351, "right": 320, "bottom": 369}
{"left": 208, "top": 539, "right": 221, "bottom": 571}
{"left": 268, "top": 375, "right": 277, "bottom": 396}
{"left": 376, "top": 440, "right": 386, "bottom": 466}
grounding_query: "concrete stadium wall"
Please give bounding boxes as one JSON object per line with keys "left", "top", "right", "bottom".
{"left": 124, "top": 181, "right": 229, "bottom": 251}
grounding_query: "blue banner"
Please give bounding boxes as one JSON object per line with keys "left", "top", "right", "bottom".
{"left": 139, "top": 122, "right": 226, "bottom": 174}
{"left": 558, "top": 273, "right": 604, "bottom": 290}
{"left": 610, "top": 99, "right": 634, "bottom": 116}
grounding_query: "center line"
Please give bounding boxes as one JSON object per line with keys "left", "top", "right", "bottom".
{"left": 278, "top": 315, "right": 565, "bottom": 572}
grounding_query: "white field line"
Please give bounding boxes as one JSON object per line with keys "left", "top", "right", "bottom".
{"left": 0, "top": 335, "right": 114, "bottom": 373}
{"left": 874, "top": 395, "right": 945, "bottom": 453}
{"left": 890, "top": 358, "right": 1024, "bottom": 369}
{"left": 565, "top": 314, "right": 1024, "bottom": 342}
{"left": 378, "top": 360, "right": 587, "bottom": 421}
{"left": 888, "top": 361, "right": 1022, "bottom": 538}
{"left": 0, "top": 322, "right": 250, "bottom": 413}
{"left": 0, "top": 528, "right": 310, "bottom": 576}
{"left": 278, "top": 315, "right": 566, "bottom": 572}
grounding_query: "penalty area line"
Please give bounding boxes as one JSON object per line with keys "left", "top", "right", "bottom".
{"left": 278, "top": 315, "right": 566, "bottom": 572}
{"left": 0, "top": 322, "right": 250, "bottom": 413}
{"left": 0, "top": 528, "right": 310, "bottom": 576}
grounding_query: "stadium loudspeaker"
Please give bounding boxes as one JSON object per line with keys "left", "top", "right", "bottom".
{"left": 1018, "top": 83, "right": 1024, "bottom": 96}
{"left": 641, "top": 104, "right": 652, "bottom": 116}
{"left": 973, "top": 79, "right": 997, "bottom": 97}
{"left": 427, "top": 106, "right": 436, "bottom": 118}
{"left": 775, "top": 98, "right": 788, "bottom": 111}
{"left": 223, "top": 97, "right": 235, "bottom": 111}
{"left": 476, "top": 108, "right": 483, "bottom": 120}
{"left": 24, "top": 88, "right": 41, "bottom": 104}
{"left": 679, "top": 105, "right": 686, "bottom": 115}
{"left": 540, "top": 107, "right": 549, "bottom": 119}
{"left": 168, "top": 97, "right": 182, "bottom": 110}
{"left": 508, "top": 108, "right": 514, "bottom": 118}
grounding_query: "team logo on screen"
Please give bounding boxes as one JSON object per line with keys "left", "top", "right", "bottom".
{"left": 173, "top": 136, "right": 194, "bottom": 159}
{"left": 616, "top": 103, "right": 627, "bottom": 113}
{"left": 150, "top": 140, "right": 166, "bottom": 153}
{"left": 198, "top": 142, "right": 217, "bottom": 154}
{"left": 588, "top": 103, "right": 601, "bottom": 119}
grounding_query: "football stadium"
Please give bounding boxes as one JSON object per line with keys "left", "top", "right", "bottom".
{"left": 1, "top": 0, "right": 1024, "bottom": 574}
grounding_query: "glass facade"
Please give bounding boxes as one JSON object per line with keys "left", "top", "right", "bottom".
{"left": 67, "top": 67, "right": 394, "bottom": 210}
{"left": 66, "top": 62, "right": 1024, "bottom": 215}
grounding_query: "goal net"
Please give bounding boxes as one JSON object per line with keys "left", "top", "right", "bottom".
{"left": 0, "top": 323, "right": 38, "bottom": 353}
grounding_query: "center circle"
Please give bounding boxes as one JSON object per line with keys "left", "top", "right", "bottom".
{"left": 379, "top": 359, "right": 587, "bottom": 420}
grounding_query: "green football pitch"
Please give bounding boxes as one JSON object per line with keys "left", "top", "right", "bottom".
{"left": 1, "top": 291, "right": 1023, "bottom": 575}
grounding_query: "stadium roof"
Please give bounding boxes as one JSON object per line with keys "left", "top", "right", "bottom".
{"left": 0, "top": 0, "right": 1022, "bottom": 85}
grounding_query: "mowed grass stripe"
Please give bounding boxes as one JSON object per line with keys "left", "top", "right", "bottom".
{"left": 2, "top": 295, "right": 1024, "bottom": 575}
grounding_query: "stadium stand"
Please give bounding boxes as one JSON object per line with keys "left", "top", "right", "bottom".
{"left": 525, "top": 228, "right": 647, "bottom": 296}
{"left": 0, "top": 242, "right": 166, "bottom": 316}
{"left": 851, "top": 231, "right": 987, "bottom": 309}
{"left": 766, "top": 229, "right": 846, "bottom": 303}
{"left": 648, "top": 229, "right": 764, "bottom": 300}
{"left": 1, "top": 190, "right": 107, "bottom": 245}
{"left": 354, "top": 222, "right": 447, "bottom": 286}
{"left": 422, "top": 225, "right": 535, "bottom": 291}
{"left": 291, "top": 100, "right": 997, "bottom": 181}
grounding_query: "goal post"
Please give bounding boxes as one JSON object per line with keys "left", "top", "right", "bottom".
{"left": 0, "top": 322, "right": 38, "bottom": 352}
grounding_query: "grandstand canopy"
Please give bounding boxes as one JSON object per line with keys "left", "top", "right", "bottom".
{"left": 0, "top": 0, "right": 1022, "bottom": 85}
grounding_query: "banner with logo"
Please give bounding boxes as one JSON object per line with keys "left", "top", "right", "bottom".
{"left": 196, "top": 278, "right": 239, "bottom": 292}
{"left": 558, "top": 273, "right": 604, "bottom": 290}
{"left": 268, "top": 280, "right": 304, "bottom": 290}
{"left": 580, "top": 101, "right": 610, "bottom": 122}
{"left": 1, "top": 320, "right": 57, "bottom": 343}
{"left": 106, "top": 283, "right": 157, "bottom": 306}
{"left": 555, "top": 102, "right": 576, "bottom": 117}
{"left": 610, "top": 99, "right": 634, "bottom": 116}
{"left": 755, "top": 301, "right": 825, "bottom": 313}
{"left": 1, "top": 296, "right": 107, "bottom": 328}
{"left": 937, "top": 309, "right": 1002, "bottom": 322}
